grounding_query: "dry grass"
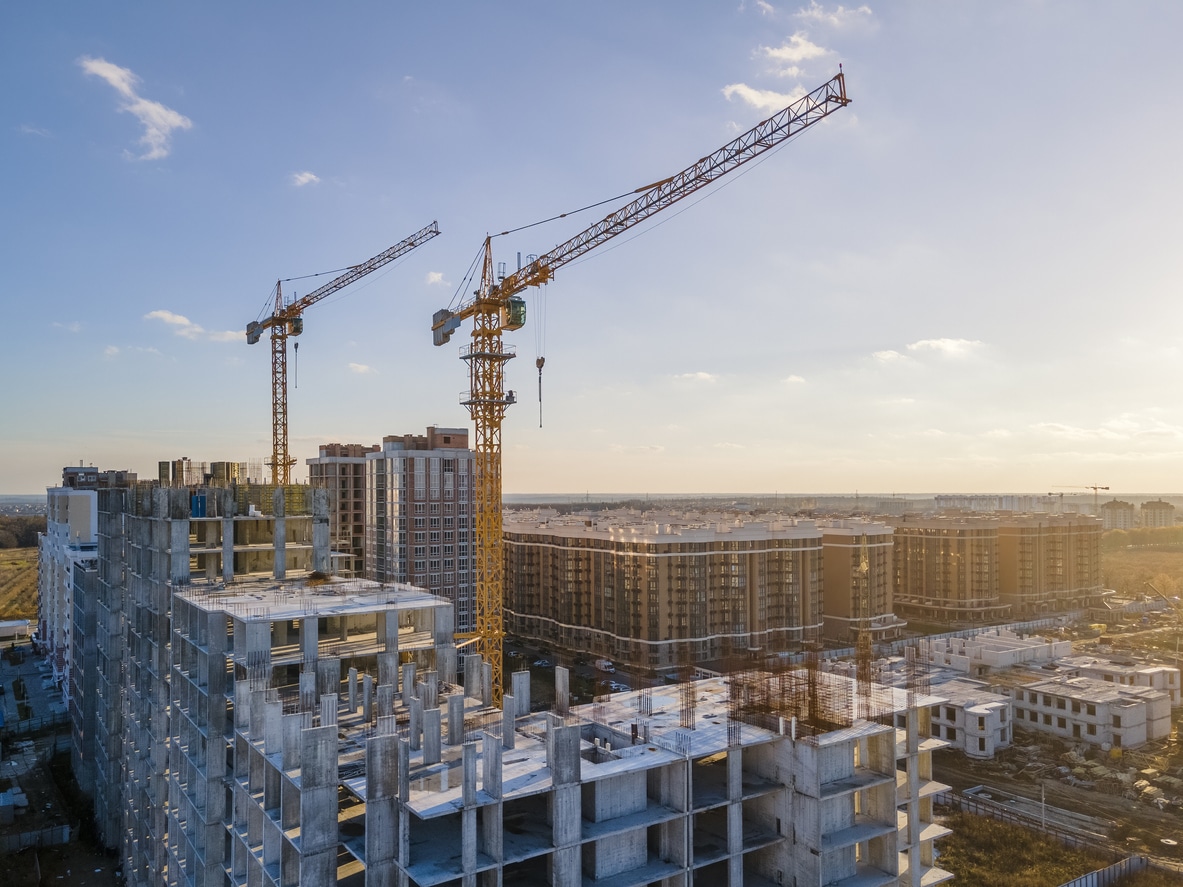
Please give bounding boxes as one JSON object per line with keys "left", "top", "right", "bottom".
{"left": 0, "top": 548, "right": 38, "bottom": 620}
{"left": 936, "top": 811, "right": 1113, "bottom": 886}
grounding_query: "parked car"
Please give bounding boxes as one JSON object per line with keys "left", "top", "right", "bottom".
{"left": 608, "top": 681, "right": 630, "bottom": 693}
{"left": 532, "top": 659, "right": 552, "bottom": 668}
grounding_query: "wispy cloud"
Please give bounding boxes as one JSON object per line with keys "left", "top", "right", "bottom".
{"left": 425, "top": 271, "right": 449, "bottom": 286}
{"left": 793, "top": 2, "right": 874, "bottom": 30}
{"left": 872, "top": 349, "right": 906, "bottom": 363}
{"left": 714, "top": 442, "right": 745, "bottom": 449}
{"left": 78, "top": 56, "right": 192, "bottom": 160}
{"left": 348, "top": 363, "right": 376, "bottom": 375}
{"left": 291, "top": 171, "right": 320, "bottom": 187}
{"left": 674, "top": 371, "right": 718, "bottom": 382}
{"left": 145, "top": 309, "right": 238, "bottom": 343}
{"left": 18, "top": 124, "right": 50, "bottom": 138}
{"left": 760, "top": 32, "right": 830, "bottom": 78}
{"left": 756, "top": 0, "right": 775, "bottom": 14}
{"left": 906, "top": 338, "right": 984, "bottom": 357}
{"left": 609, "top": 444, "right": 666, "bottom": 455}
{"left": 722, "top": 83, "right": 801, "bottom": 113}
{"left": 103, "top": 346, "right": 120, "bottom": 359}
{"left": 784, "top": 374, "right": 805, "bottom": 384}
{"left": 52, "top": 321, "right": 82, "bottom": 333}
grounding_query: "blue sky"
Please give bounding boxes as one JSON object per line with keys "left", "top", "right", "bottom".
{"left": 4, "top": 2, "right": 1182, "bottom": 496}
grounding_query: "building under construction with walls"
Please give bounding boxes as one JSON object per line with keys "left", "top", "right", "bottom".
{"left": 502, "top": 511, "right": 826, "bottom": 675}
{"left": 62, "top": 480, "right": 954, "bottom": 887}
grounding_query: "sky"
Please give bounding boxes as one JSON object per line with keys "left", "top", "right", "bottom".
{"left": 3, "top": 2, "right": 1182, "bottom": 497}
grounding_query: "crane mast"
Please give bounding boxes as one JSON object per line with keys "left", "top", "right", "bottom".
{"left": 434, "top": 72, "right": 850, "bottom": 704}
{"left": 248, "top": 221, "right": 441, "bottom": 484}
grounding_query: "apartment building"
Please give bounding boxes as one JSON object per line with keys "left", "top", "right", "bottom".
{"left": 1100, "top": 499, "right": 1136, "bottom": 531}
{"left": 38, "top": 484, "right": 98, "bottom": 693}
{"left": 503, "top": 511, "right": 824, "bottom": 673}
{"left": 1141, "top": 499, "right": 1176, "bottom": 528}
{"left": 819, "top": 519, "right": 907, "bottom": 644}
{"left": 365, "top": 427, "right": 476, "bottom": 633}
{"left": 308, "top": 441, "right": 379, "bottom": 577}
{"left": 891, "top": 517, "right": 1010, "bottom": 624}
{"left": 1057, "top": 654, "right": 1182, "bottom": 707}
{"left": 997, "top": 514, "right": 1102, "bottom": 616}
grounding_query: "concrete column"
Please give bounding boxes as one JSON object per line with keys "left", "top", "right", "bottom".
{"left": 273, "top": 488, "right": 286, "bottom": 581}
{"left": 378, "top": 684, "right": 395, "bottom": 720}
{"left": 299, "top": 724, "right": 337, "bottom": 885}
{"left": 363, "top": 673, "right": 374, "bottom": 722}
{"left": 299, "top": 669, "right": 317, "bottom": 711}
{"left": 448, "top": 694, "right": 465, "bottom": 746}
{"left": 501, "top": 694, "right": 516, "bottom": 749}
{"left": 437, "top": 643, "right": 457, "bottom": 685}
{"left": 311, "top": 487, "right": 330, "bottom": 574}
{"left": 462, "top": 743, "right": 478, "bottom": 874}
{"left": 301, "top": 615, "right": 318, "bottom": 662}
{"left": 511, "top": 671, "right": 531, "bottom": 717}
{"left": 221, "top": 489, "right": 235, "bottom": 584}
{"left": 383, "top": 610, "right": 400, "bottom": 652}
{"left": 348, "top": 667, "right": 358, "bottom": 713}
{"left": 379, "top": 651, "right": 399, "bottom": 689}
{"left": 423, "top": 708, "right": 441, "bottom": 765}
{"left": 464, "top": 654, "right": 482, "bottom": 699}
{"left": 317, "top": 658, "right": 339, "bottom": 697}
{"left": 409, "top": 696, "right": 423, "bottom": 751}
{"left": 366, "top": 732, "right": 399, "bottom": 886}
{"left": 482, "top": 662, "right": 492, "bottom": 707}
{"left": 554, "top": 666, "right": 569, "bottom": 716}
{"left": 422, "top": 670, "right": 439, "bottom": 710}
{"left": 320, "top": 693, "right": 338, "bottom": 727}
{"left": 401, "top": 662, "right": 417, "bottom": 707}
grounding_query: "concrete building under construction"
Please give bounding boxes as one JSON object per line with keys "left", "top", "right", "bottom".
{"left": 64, "top": 480, "right": 954, "bottom": 887}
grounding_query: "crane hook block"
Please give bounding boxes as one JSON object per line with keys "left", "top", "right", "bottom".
{"left": 504, "top": 295, "right": 527, "bottom": 330}
{"left": 289, "top": 317, "right": 304, "bottom": 336}
{"left": 433, "top": 309, "right": 461, "bottom": 346}
{"left": 246, "top": 321, "right": 262, "bottom": 345}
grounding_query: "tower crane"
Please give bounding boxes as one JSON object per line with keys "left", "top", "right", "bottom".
{"left": 432, "top": 72, "right": 851, "bottom": 704}
{"left": 1053, "top": 484, "right": 1110, "bottom": 515}
{"left": 247, "top": 221, "right": 441, "bottom": 484}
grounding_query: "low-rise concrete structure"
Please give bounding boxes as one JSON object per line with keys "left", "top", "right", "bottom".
{"left": 1002, "top": 675, "right": 1171, "bottom": 751}
{"left": 926, "top": 678, "right": 1012, "bottom": 760}
{"left": 919, "top": 629, "right": 1072, "bottom": 677}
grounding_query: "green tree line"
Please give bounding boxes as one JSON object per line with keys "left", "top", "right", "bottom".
{"left": 0, "top": 516, "right": 46, "bottom": 549}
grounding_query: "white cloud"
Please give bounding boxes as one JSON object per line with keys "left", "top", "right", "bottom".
{"left": 145, "top": 309, "right": 237, "bottom": 343}
{"left": 609, "top": 444, "right": 666, "bottom": 454}
{"left": 78, "top": 56, "right": 192, "bottom": 160}
{"left": 18, "top": 124, "right": 50, "bottom": 137}
{"left": 906, "top": 337, "right": 984, "bottom": 357}
{"left": 872, "top": 349, "right": 906, "bottom": 363}
{"left": 793, "top": 2, "right": 874, "bottom": 29}
{"left": 52, "top": 321, "right": 82, "bottom": 333}
{"left": 722, "top": 83, "right": 802, "bottom": 113}
{"left": 761, "top": 32, "right": 829, "bottom": 68}
{"left": 425, "top": 271, "right": 449, "bottom": 286}
{"left": 348, "top": 363, "right": 376, "bottom": 375}
{"left": 756, "top": 0, "right": 775, "bottom": 14}
{"left": 103, "top": 345, "right": 120, "bottom": 359}
{"left": 292, "top": 171, "right": 320, "bottom": 187}
{"left": 674, "top": 371, "right": 717, "bottom": 382}
{"left": 784, "top": 374, "right": 805, "bottom": 384}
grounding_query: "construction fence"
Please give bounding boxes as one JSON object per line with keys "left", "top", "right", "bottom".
{"left": 0, "top": 824, "right": 72, "bottom": 853}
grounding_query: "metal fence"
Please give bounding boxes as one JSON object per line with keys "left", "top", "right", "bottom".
{"left": 0, "top": 711, "right": 69, "bottom": 738}
{"left": 1055, "top": 855, "right": 1148, "bottom": 887}
{"left": 0, "top": 824, "right": 71, "bottom": 853}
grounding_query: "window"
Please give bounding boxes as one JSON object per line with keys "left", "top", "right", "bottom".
{"left": 945, "top": 706, "right": 956, "bottom": 720}
{"left": 1113, "top": 733, "right": 1121, "bottom": 748}
{"left": 946, "top": 726, "right": 957, "bottom": 741}
{"left": 977, "top": 716, "right": 985, "bottom": 730}
{"left": 1086, "top": 704, "right": 1096, "bottom": 717}
{"left": 978, "top": 737, "right": 986, "bottom": 752}
{"left": 1057, "top": 717, "right": 1066, "bottom": 729}
{"left": 1113, "top": 715, "right": 1122, "bottom": 728}
{"left": 1043, "top": 714, "right": 1051, "bottom": 726}
{"left": 1087, "top": 724, "right": 1096, "bottom": 736}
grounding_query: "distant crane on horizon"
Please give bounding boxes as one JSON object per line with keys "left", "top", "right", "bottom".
{"left": 1053, "top": 484, "right": 1110, "bottom": 515}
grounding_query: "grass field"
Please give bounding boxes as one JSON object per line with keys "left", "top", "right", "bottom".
{"left": 0, "top": 548, "right": 38, "bottom": 620}
{"left": 935, "top": 811, "right": 1181, "bottom": 886}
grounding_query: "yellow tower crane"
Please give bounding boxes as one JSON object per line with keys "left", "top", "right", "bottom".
{"left": 247, "top": 222, "right": 441, "bottom": 484}
{"left": 432, "top": 72, "right": 851, "bottom": 704}
{"left": 1053, "top": 484, "right": 1110, "bottom": 515}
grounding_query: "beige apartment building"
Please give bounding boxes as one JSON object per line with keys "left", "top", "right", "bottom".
{"left": 891, "top": 517, "right": 1010, "bottom": 624}
{"left": 1100, "top": 499, "right": 1136, "bottom": 531}
{"left": 503, "top": 512, "right": 823, "bottom": 673}
{"left": 1141, "top": 499, "right": 1176, "bottom": 528}
{"left": 997, "top": 514, "right": 1102, "bottom": 616}
{"left": 308, "top": 442, "right": 379, "bottom": 577}
{"left": 819, "top": 519, "right": 907, "bottom": 644}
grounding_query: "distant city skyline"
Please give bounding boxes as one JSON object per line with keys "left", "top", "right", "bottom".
{"left": 6, "top": 3, "right": 1183, "bottom": 495}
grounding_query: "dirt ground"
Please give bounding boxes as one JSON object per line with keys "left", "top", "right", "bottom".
{"left": 7, "top": 841, "right": 120, "bottom": 887}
